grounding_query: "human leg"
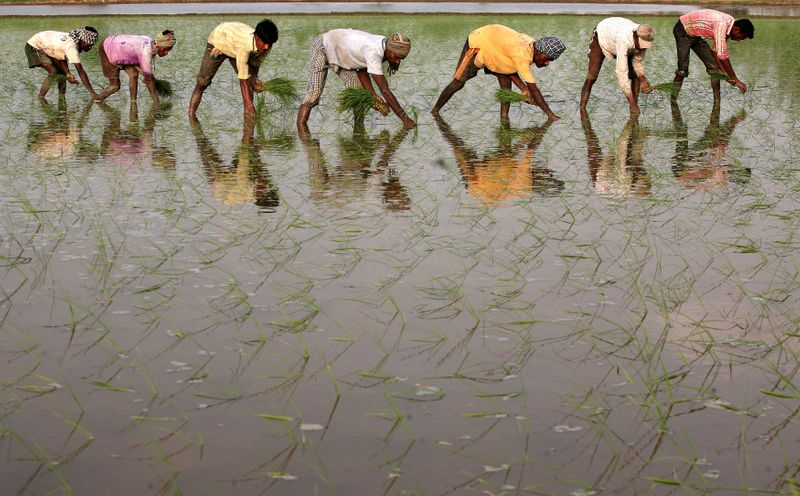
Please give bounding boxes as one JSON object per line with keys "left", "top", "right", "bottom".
{"left": 297, "top": 35, "right": 329, "bottom": 133}
{"left": 689, "top": 40, "right": 722, "bottom": 103}
{"left": 672, "top": 20, "right": 692, "bottom": 92}
{"left": 124, "top": 66, "right": 139, "bottom": 101}
{"left": 432, "top": 39, "right": 478, "bottom": 115}
{"left": 580, "top": 31, "right": 604, "bottom": 109}
{"left": 495, "top": 73, "right": 513, "bottom": 122}
{"left": 189, "top": 43, "right": 226, "bottom": 117}
{"left": 96, "top": 42, "right": 122, "bottom": 101}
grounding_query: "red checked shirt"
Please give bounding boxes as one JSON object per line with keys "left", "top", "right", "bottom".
{"left": 680, "top": 9, "right": 735, "bottom": 60}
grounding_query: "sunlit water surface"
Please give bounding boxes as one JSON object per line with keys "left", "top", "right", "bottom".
{"left": 1, "top": 14, "right": 799, "bottom": 496}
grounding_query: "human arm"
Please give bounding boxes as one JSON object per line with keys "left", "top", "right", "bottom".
{"left": 716, "top": 57, "right": 746, "bottom": 92}
{"left": 236, "top": 53, "right": 259, "bottom": 114}
{"left": 631, "top": 49, "right": 650, "bottom": 93}
{"left": 355, "top": 70, "right": 388, "bottom": 114}
{"left": 525, "top": 82, "right": 558, "bottom": 121}
{"left": 143, "top": 74, "right": 159, "bottom": 104}
{"left": 53, "top": 59, "right": 76, "bottom": 83}
{"left": 73, "top": 63, "right": 98, "bottom": 98}
{"left": 370, "top": 74, "right": 416, "bottom": 129}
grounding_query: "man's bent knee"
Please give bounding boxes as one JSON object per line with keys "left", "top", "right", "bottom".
{"left": 195, "top": 76, "right": 212, "bottom": 89}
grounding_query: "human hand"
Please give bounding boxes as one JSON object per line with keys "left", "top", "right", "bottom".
{"left": 402, "top": 117, "right": 416, "bottom": 129}
{"left": 66, "top": 73, "right": 77, "bottom": 84}
{"left": 373, "top": 104, "right": 389, "bottom": 116}
{"left": 640, "top": 79, "right": 652, "bottom": 94}
{"left": 731, "top": 79, "right": 747, "bottom": 93}
{"left": 252, "top": 79, "right": 266, "bottom": 93}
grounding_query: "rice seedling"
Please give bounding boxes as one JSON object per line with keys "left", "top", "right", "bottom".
{"left": 494, "top": 88, "right": 527, "bottom": 104}
{"left": 337, "top": 87, "right": 376, "bottom": 119}
{"left": 260, "top": 77, "right": 299, "bottom": 104}
{"left": 153, "top": 78, "right": 173, "bottom": 98}
{"left": 651, "top": 82, "right": 681, "bottom": 96}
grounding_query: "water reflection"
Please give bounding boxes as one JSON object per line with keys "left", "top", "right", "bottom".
{"left": 581, "top": 112, "right": 651, "bottom": 198}
{"left": 301, "top": 122, "right": 411, "bottom": 211}
{"left": 434, "top": 115, "right": 563, "bottom": 207}
{"left": 27, "top": 98, "right": 96, "bottom": 161}
{"left": 191, "top": 117, "right": 280, "bottom": 211}
{"left": 98, "top": 102, "right": 176, "bottom": 170}
{"left": 670, "top": 102, "right": 750, "bottom": 190}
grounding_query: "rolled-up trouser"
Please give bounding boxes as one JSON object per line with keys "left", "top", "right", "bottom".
{"left": 300, "top": 35, "right": 362, "bottom": 107}
{"left": 674, "top": 20, "right": 720, "bottom": 77}
{"left": 195, "top": 43, "right": 267, "bottom": 87}
{"left": 25, "top": 43, "right": 56, "bottom": 69}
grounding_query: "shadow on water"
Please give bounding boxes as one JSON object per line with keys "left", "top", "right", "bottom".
{"left": 670, "top": 102, "right": 750, "bottom": 190}
{"left": 435, "top": 114, "right": 564, "bottom": 207}
{"left": 581, "top": 112, "right": 651, "bottom": 198}
{"left": 302, "top": 121, "right": 412, "bottom": 211}
{"left": 191, "top": 117, "right": 281, "bottom": 212}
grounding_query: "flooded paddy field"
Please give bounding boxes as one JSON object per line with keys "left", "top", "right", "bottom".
{"left": 1, "top": 14, "right": 799, "bottom": 495}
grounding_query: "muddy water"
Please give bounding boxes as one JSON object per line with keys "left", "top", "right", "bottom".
{"left": 1, "top": 14, "right": 799, "bottom": 496}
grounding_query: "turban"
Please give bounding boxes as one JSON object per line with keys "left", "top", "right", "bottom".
{"left": 534, "top": 36, "right": 566, "bottom": 61}
{"left": 154, "top": 31, "right": 177, "bottom": 49}
{"left": 386, "top": 33, "right": 411, "bottom": 59}
{"left": 68, "top": 27, "right": 98, "bottom": 46}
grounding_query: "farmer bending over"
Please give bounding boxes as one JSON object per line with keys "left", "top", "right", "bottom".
{"left": 431, "top": 24, "right": 565, "bottom": 121}
{"left": 26, "top": 27, "right": 99, "bottom": 100}
{"left": 672, "top": 9, "right": 754, "bottom": 103}
{"left": 580, "top": 18, "right": 654, "bottom": 114}
{"left": 297, "top": 29, "right": 416, "bottom": 135}
{"left": 95, "top": 31, "right": 176, "bottom": 104}
{"left": 188, "top": 19, "right": 278, "bottom": 118}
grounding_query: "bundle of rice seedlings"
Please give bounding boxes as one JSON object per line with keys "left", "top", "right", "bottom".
{"left": 495, "top": 88, "right": 527, "bottom": 104}
{"left": 51, "top": 74, "right": 68, "bottom": 84}
{"left": 651, "top": 82, "right": 681, "bottom": 96}
{"left": 261, "top": 77, "right": 299, "bottom": 104}
{"left": 337, "top": 87, "right": 377, "bottom": 119}
{"left": 154, "top": 78, "right": 173, "bottom": 98}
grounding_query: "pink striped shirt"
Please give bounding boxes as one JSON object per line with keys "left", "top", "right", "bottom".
{"left": 680, "top": 9, "right": 735, "bottom": 60}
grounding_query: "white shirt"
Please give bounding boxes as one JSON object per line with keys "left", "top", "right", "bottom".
{"left": 595, "top": 17, "right": 647, "bottom": 100}
{"left": 322, "top": 29, "right": 386, "bottom": 75}
{"left": 27, "top": 31, "right": 81, "bottom": 64}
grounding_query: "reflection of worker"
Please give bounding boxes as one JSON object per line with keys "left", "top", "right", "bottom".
{"left": 671, "top": 102, "right": 749, "bottom": 189}
{"left": 672, "top": 9, "right": 754, "bottom": 104}
{"left": 434, "top": 115, "right": 562, "bottom": 207}
{"left": 301, "top": 122, "right": 411, "bottom": 211}
{"left": 96, "top": 31, "right": 176, "bottom": 104}
{"left": 25, "top": 27, "right": 99, "bottom": 100}
{"left": 581, "top": 111, "right": 651, "bottom": 197}
{"left": 27, "top": 98, "right": 94, "bottom": 161}
{"left": 188, "top": 20, "right": 279, "bottom": 118}
{"left": 579, "top": 17, "right": 654, "bottom": 114}
{"left": 431, "top": 24, "right": 565, "bottom": 121}
{"left": 296, "top": 30, "right": 415, "bottom": 134}
{"left": 97, "top": 102, "right": 176, "bottom": 169}
{"left": 191, "top": 117, "right": 280, "bottom": 211}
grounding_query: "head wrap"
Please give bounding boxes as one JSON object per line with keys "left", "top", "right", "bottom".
{"left": 635, "top": 24, "right": 654, "bottom": 49}
{"left": 68, "top": 27, "right": 98, "bottom": 46}
{"left": 154, "top": 31, "right": 177, "bottom": 49}
{"left": 386, "top": 33, "right": 411, "bottom": 59}
{"left": 534, "top": 36, "right": 566, "bottom": 61}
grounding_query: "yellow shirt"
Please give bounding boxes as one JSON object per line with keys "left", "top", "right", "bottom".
{"left": 208, "top": 22, "right": 263, "bottom": 79}
{"left": 468, "top": 24, "right": 536, "bottom": 83}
